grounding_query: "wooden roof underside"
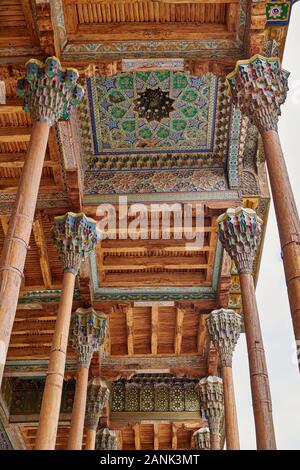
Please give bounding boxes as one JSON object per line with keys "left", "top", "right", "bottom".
{"left": 0, "top": 0, "right": 275, "bottom": 451}
{"left": 19, "top": 421, "right": 203, "bottom": 450}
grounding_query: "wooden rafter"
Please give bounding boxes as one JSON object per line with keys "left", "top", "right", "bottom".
{"left": 153, "top": 423, "right": 159, "bottom": 450}
{"left": 0, "top": 126, "right": 32, "bottom": 143}
{"left": 133, "top": 423, "right": 141, "bottom": 450}
{"left": 32, "top": 214, "right": 52, "bottom": 289}
{"left": 126, "top": 306, "right": 134, "bottom": 356}
{"left": 66, "top": 0, "right": 238, "bottom": 4}
{"left": 197, "top": 314, "right": 207, "bottom": 356}
{"left": 206, "top": 215, "right": 217, "bottom": 282}
{"left": 151, "top": 305, "right": 158, "bottom": 355}
{"left": 0, "top": 215, "right": 9, "bottom": 236}
{"left": 0, "top": 160, "right": 59, "bottom": 169}
{"left": 174, "top": 307, "right": 184, "bottom": 355}
{"left": 171, "top": 423, "right": 177, "bottom": 450}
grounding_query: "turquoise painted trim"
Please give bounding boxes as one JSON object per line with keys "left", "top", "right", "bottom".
{"left": 83, "top": 190, "right": 240, "bottom": 205}
{"left": 228, "top": 108, "right": 242, "bottom": 189}
{"left": 18, "top": 289, "right": 81, "bottom": 304}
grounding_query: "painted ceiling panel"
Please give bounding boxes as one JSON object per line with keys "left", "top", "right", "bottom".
{"left": 87, "top": 71, "right": 217, "bottom": 155}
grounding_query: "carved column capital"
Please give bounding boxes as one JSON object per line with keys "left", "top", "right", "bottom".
{"left": 217, "top": 207, "right": 262, "bottom": 274}
{"left": 193, "top": 427, "right": 210, "bottom": 450}
{"left": 52, "top": 212, "right": 98, "bottom": 276}
{"left": 226, "top": 55, "right": 289, "bottom": 133}
{"left": 96, "top": 428, "right": 118, "bottom": 450}
{"left": 206, "top": 308, "right": 242, "bottom": 367}
{"left": 17, "top": 57, "right": 84, "bottom": 126}
{"left": 85, "top": 378, "right": 110, "bottom": 430}
{"left": 196, "top": 376, "right": 224, "bottom": 435}
{"left": 69, "top": 307, "right": 107, "bottom": 369}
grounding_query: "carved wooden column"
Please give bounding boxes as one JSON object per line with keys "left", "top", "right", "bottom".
{"left": 217, "top": 207, "right": 276, "bottom": 449}
{"left": 227, "top": 56, "right": 300, "bottom": 369}
{"left": 85, "top": 378, "right": 109, "bottom": 450}
{"left": 197, "top": 376, "right": 224, "bottom": 450}
{"left": 206, "top": 308, "right": 241, "bottom": 450}
{"left": 0, "top": 58, "right": 83, "bottom": 388}
{"left": 35, "top": 214, "right": 98, "bottom": 450}
{"left": 95, "top": 428, "right": 118, "bottom": 450}
{"left": 193, "top": 427, "right": 210, "bottom": 450}
{"left": 68, "top": 308, "right": 107, "bottom": 450}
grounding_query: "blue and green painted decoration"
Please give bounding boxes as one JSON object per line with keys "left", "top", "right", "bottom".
{"left": 266, "top": 1, "right": 299, "bottom": 26}
{"left": 87, "top": 71, "right": 217, "bottom": 156}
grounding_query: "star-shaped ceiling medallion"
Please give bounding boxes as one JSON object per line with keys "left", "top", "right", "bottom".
{"left": 134, "top": 87, "right": 175, "bottom": 122}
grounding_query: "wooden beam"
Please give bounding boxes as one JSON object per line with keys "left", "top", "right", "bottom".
{"left": 0, "top": 160, "right": 58, "bottom": 169}
{"left": 0, "top": 215, "right": 9, "bottom": 236}
{"left": 101, "top": 245, "right": 213, "bottom": 254}
{"left": 0, "top": 104, "right": 23, "bottom": 114}
{"left": 0, "top": 153, "right": 26, "bottom": 162}
{"left": 21, "top": 0, "right": 39, "bottom": 44}
{"left": 68, "top": 0, "right": 238, "bottom": 4}
{"left": 153, "top": 423, "right": 159, "bottom": 451}
{"left": 151, "top": 305, "right": 158, "bottom": 355}
{"left": 133, "top": 423, "right": 141, "bottom": 451}
{"left": 171, "top": 423, "right": 177, "bottom": 450}
{"left": 126, "top": 307, "right": 134, "bottom": 356}
{"left": 174, "top": 308, "right": 184, "bottom": 355}
{"left": 226, "top": 2, "right": 239, "bottom": 32}
{"left": 32, "top": 214, "right": 52, "bottom": 288}
{"left": 0, "top": 126, "right": 31, "bottom": 143}
{"left": 102, "top": 263, "right": 209, "bottom": 271}
{"left": 0, "top": 127, "right": 32, "bottom": 136}
{"left": 0, "top": 135, "right": 31, "bottom": 143}
{"left": 206, "top": 216, "right": 217, "bottom": 282}
{"left": 72, "top": 23, "right": 232, "bottom": 42}
{"left": 197, "top": 314, "right": 208, "bottom": 356}
{"left": 102, "top": 272, "right": 208, "bottom": 287}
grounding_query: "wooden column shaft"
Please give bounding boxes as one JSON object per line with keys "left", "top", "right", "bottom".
{"left": 0, "top": 121, "right": 49, "bottom": 387}
{"left": 35, "top": 271, "right": 76, "bottom": 450}
{"left": 262, "top": 130, "right": 300, "bottom": 361}
{"left": 68, "top": 366, "right": 89, "bottom": 450}
{"left": 222, "top": 366, "right": 239, "bottom": 450}
{"left": 85, "top": 428, "right": 96, "bottom": 451}
{"left": 239, "top": 272, "right": 276, "bottom": 450}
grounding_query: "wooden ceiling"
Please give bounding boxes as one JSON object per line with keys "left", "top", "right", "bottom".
{"left": 0, "top": 0, "right": 269, "bottom": 451}
{"left": 63, "top": 0, "right": 240, "bottom": 41}
{"left": 7, "top": 303, "right": 208, "bottom": 361}
{"left": 19, "top": 425, "right": 85, "bottom": 451}
{"left": 0, "top": 209, "right": 65, "bottom": 292}
{"left": 0, "top": 0, "right": 39, "bottom": 50}
{"left": 19, "top": 421, "right": 201, "bottom": 450}
{"left": 95, "top": 206, "right": 218, "bottom": 288}
{"left": 7, "top": 305, "right": 69, "bottom": 360}
{"left": 74, "top": 1, "right": 229, "bottom": 25}
{"left": 111, "top": 421, "right": 201, "bottom": 450}
{"left": 0, "top": 104, "right": 64, "bottom": 195}
{"left": 108, "top": 304, "right": 208, "bottom": 357}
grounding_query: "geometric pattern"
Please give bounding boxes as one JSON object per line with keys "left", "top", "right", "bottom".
{"left": 84, "top": 168, "right": 227, "bottom": 195}
{"left": 76, "top": 72, "right": 236, "bottom": 198}
{"left": 87, "top": 71, "right": 217, "bottom": 156}
{"left": 266, "top": 1, "right": 294, "bottom": 25}
{"left": 111, "top": 378, "right": 200, "bottom": 413}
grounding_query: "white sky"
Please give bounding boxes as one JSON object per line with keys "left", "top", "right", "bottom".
{"left": 232, "top": 6, "right": 300, "bottom": 450}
